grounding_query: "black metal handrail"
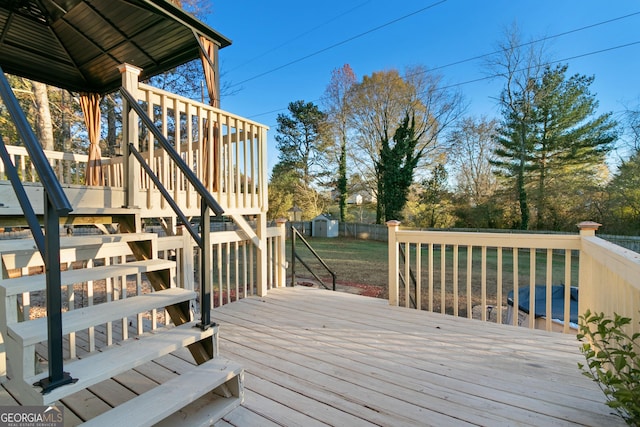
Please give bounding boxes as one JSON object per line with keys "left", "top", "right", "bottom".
{"left": 290, "top": 226, "right": 336, "bottom": 291}
{"left": 120, "top": 87, "right": 223, "bottom": 330}
{"left": 119, "top": 88, "right": 223, "bottom": 216}
{"left": 0, "top": 66, "right": 74, "bottom": 393}
{"left": 399, "top": 243, "right": 418, "bottom": 309}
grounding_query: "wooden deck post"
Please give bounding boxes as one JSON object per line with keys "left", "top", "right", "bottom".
{"left": 275, "top": 218, "right": 288, "bottom": 288}
{"left": 119, "top": 63, "right": 142, "bottom": 210}
{"left": 0, "top": 332, "right": 5, "bottom": 383}
{"left": 256, "top": 213, "right": 268, "bottom": 296}
{"left": 177, "top": 225, "right": 195, "bottom": 291}
{"left": 577, "top": 221, "right": 601, "bottom": 320}
{"left": 387, "top": 220, "right": 401, "bottom": 306}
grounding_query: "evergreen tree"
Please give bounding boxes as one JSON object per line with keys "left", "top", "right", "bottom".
{"left": 275, "top": 100, "right": 328, "bottom": 188}
{"left": 530, "top": 65, "right": 616, "bottom": 229}
{"left": 272, "top": 100, "right": 329, "bottom": 219}
{"left": 420, "top": 163, "right": 449, "bottom": 228}
{"left": 493, "top": 64, "right": 616, "bottom": 230}
{"left": 376, "top": 114, "right": 420, "bottom": 221}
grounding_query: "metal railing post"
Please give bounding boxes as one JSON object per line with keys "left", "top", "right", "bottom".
{"left": 290, "top": 226, "right": 296, "bottom": 287}
{"left": 0, "top": 67, "right": 74, "bottom": 394}
{"left": 199, "top": 204, "right": 212, "bottom": 329}
{"left": 39, "top": 194, "right": 75, "bottom": 393}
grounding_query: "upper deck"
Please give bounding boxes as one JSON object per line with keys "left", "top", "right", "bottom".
{"left": 0, "top": 68, "right": 269, "bottom": 221}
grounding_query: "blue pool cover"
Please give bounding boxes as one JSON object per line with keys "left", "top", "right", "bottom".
{"left": 507, "top": 285, "right": 579, "bottom": 324}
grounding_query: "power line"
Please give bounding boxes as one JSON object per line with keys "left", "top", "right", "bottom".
{"left": 245, "top": 11, "right": 640, "bottom": 120}
{"left": 229, "top": 0, "right": 447, "bottom": 88}
{"left": 248, "top": 39, "right": 640, "bottom": 121}
{"left": 226, "top": 1, "right": 373, "bottom": 73}
{"left": 424, "top": 10, "right": 640, "bottom": 75}
{"left": 435, "top": 40, "right": 640, "bottom": 94}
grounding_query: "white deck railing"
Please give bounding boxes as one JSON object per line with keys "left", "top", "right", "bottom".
{"left": 158, "top": 221, "right": 287, "bottom": 309}
{"left": 0, "top": 84, "right": 269, "bottom": 219}
{"left": 125, "top": 80, "right": 269, "bottom": 217}
{"left": 0, "top": 145, "right": 119, "bottom": 187}
{"left": 387, "top": 221, "right": 640, "bottom": 336}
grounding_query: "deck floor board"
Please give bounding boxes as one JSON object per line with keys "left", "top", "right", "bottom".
{"left": 1, "top": 286, "right": 625, "bottom": 426}
{"left": 214, "top": 287, "right": 623, "bottom": 427}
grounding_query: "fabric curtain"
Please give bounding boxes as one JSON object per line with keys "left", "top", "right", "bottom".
{"left": 199, "top": 36, "right": 219, "bottom": 191}
{"left": 80, "top": 92, "right": 103, "bottom": 186}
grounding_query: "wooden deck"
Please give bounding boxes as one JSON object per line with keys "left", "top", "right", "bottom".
{"left": 1, "top": 286, "right": 624, "bottom": 426}
{"left": 212, "top": 287, "right": 622, "bottom": 427}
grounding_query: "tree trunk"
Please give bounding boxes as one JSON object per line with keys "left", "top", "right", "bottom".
{"left": 338, "top": 137, "right": 347, "bottom": 222}
{"left": 106, "top": 95, "right": 117, "bottom": 156}
{"left": 376, "top": 178, "right": 384, "bottom": 224}
{"left": 31, "top": 81, "right": 54, "bottom": 151}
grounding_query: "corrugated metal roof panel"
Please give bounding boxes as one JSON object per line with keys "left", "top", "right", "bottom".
{"left": 0, "top": 0, "right": 231, "bottom": 93}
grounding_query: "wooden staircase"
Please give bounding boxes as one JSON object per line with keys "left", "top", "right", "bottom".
{"left": 0, "top": 210, "right": 244, "bottom": 425}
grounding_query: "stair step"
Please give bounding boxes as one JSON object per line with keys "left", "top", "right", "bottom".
{"left": 0, "top": 258, "right": 174, "bottom": 297}
{"left": 0, "top": 232, "right": 156, "bottom": 254}
{"left": 0, "top": 206, "right": 139, "bottom": 228}
{"left": 21, "top": 322, "right": 215, "bottom": 404}
{"left": 83, "top": 356, "right": 244, "bottom": 427}
{"left": 0, "top": 233, "right": 158, "bottom": 271}
{"left": 7, "top": 288, "right": 195, "bottom": 347}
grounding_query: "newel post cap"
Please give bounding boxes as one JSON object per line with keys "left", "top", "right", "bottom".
{"left": 118, "top": 63, "right": 142, "bottom": 76}
{"left": 275, "top": 218, "right": 288, "bottom": 225}
{"left": 386, "top": 220, "right": 401, "bottom": 228}
{"left": 577, "top": 221, "right": 601, "bottom": 235}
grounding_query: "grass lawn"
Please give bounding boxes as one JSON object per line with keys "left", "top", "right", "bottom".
{"left": 287, "top": 237, "right": 390, "bottom": 296}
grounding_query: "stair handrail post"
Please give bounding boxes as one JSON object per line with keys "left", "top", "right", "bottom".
{"left": 290, "top": 225, "right": 296, "bottom": 287}
{"left": 0, "top": 68, "right": 75, "bottom": 393}
{"left": 40, "top": 194, "right": 75, "bottom": 392}
{"left": 199, "top": 203, "right": 212, "bottom": 330}
{"left": 119, "top": 63, "right": 142, "bottom": 209}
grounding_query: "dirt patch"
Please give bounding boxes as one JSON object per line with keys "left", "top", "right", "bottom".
{"left": 296, "top": 278, "right": 386, "bottom": 298}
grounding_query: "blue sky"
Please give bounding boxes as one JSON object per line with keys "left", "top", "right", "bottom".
{"left": 206, "top": 1, "right": 640, "bottom": 170}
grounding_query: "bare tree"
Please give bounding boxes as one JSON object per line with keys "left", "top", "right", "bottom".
{"left": 348, "top": 66, "right": 464, "bottom": 222}
{"left": 448, "top": 116, "right": 499, "bottom": 205}
{"left": 487, "top": 24, "right": 547, "bottom": 229}
{"left": 322, "top": 64, "right": 357, "bottom": 221}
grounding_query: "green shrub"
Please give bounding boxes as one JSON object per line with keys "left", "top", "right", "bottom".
{"left": 577, "top": 310, "right": 640, "bottom": 426}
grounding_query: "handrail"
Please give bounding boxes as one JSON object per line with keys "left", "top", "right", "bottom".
{"left": 121, "top": 86, "right": 224, "bottom": 330}
{"left": 0, "top": 136, "right": 46, "bottom": 251}
{"left": 0, "top": 68, "right": 74, "bottom": 393}
{"left": 399, "top": 243, "right": 417, "bottom": 309}
{"left": 128, "top": 143, "right": 201, "bottom": 246}
{"left": 290, "top": 226, "right": 336, "bottom": 291}
{"left": 0, "top": 67, "right": 72, "bottom": 216}
{"left": 119, "top": 87, "right": 223, "bottom": 216}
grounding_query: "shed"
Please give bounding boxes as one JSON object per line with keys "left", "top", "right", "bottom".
{"left": 312, "top": 214, "right": 338, "bottom": 238}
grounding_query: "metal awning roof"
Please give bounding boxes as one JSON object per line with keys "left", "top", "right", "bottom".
{"left": 0, "top": 0, "right": 231, "bottom": 94}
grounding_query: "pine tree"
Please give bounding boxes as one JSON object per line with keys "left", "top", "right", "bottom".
{"left": 530, "top": 65, "right": 616, "bottom": 229}
{"left": 493, "top": 64, "right": 616, "bottom": 230}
